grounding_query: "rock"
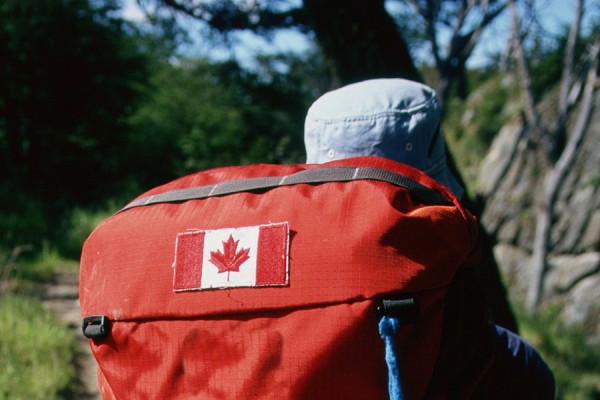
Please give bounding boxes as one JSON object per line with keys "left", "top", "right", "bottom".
{"left": 560, "top": 273, "right": 600, "bottom": 345}
{"left": 476, "top": 79, "right": 600, "bottom": 339}
{"left": 546, "top": 252, "right": 600, "bottom": 294}
{"left": 477, "top": 120, "right": 524, "bottom": 196}
{"left": 492, "top": 243, "right": 531, "bottom": 298}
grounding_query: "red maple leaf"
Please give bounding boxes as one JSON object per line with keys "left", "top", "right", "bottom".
{"left": 209, "top": 235, "right": 251, "bottom": 280}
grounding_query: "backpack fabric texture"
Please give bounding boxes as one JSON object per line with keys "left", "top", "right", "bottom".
{"left": 79, "top": 156, "right": 493, "bottom": 399}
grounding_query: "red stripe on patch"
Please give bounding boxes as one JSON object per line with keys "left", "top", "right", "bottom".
{"left": 173, "top": 231, "right": 205, "bottom": 291}
{"left": 256, "top": 223, "right": 288, "bottom": 285}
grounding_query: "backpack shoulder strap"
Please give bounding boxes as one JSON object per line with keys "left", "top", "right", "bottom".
{"left": 121, "top": 165, "right": 451, "bottom": 212}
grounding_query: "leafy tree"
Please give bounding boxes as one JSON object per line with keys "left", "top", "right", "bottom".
{"left": 127, "top": 54, "right": 320, "bottom": 191}
{"left": 215, "top": 51, "right": 330, "bottom": 163}
{"left": 142, "top": 0, "right": 420, "bottom": 86}
{"left": 0, "top": 0, "right": 149, "bottom": 207}
{"left": 140, "top": 0, "right": 511, "bottom": 99}
{"left": 126, "top": 60, "right": 248, "bottom": 188}
{"left": 402, "top": 0, "right": 509, "bottom": 101}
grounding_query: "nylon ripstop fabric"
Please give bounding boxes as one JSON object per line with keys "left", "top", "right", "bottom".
{"left": 79, "top": 156, "right": 481, "bottom": 399}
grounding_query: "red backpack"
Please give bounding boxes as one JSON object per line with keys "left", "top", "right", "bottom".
{"left": 80, "top": 156, "right": 493, "bottom": 399}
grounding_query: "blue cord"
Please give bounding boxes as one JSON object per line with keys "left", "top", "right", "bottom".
{"left": 379, "top": 315, "right": 404, "bottom": 400}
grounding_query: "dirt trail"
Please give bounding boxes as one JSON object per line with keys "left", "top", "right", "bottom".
{"left": 40, "top": 270, "right": 100, "bottom": 400}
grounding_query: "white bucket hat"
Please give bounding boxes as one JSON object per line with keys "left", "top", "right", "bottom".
{"left": 304, "top": 78, "right": 463, "bottom": 198}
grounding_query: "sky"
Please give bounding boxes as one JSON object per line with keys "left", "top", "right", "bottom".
{"left": 467, "top": 0, "right": 588, "bottom": 66}
{"left": 120, "top": 0, "right": 596, "bottom": 69}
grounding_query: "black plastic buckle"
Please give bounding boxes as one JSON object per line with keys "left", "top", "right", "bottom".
{"left": 377, "top": 297, "right": 419, "bottom": 324}
{"left": 82, "top": 315, "right": 111, "bottom": 339}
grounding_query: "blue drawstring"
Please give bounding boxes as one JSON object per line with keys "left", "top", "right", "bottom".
{"left": 379, "top": 315, "right": 404, "bottom": 400}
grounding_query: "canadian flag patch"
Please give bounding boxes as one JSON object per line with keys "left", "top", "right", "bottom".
{"left": 172, "top": 222, "right": 289, "bottom": 291}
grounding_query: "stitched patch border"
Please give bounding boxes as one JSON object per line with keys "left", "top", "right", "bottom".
{"left": 172, "top": 222, "right": 289, "bottom": 292}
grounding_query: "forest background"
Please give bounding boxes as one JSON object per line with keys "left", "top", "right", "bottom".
{"left": 0, "top": 0, "right": 599, "bottom": 398}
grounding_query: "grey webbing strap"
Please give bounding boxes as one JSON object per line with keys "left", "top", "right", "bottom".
{"left": 120, "top": 166, "right": 451, "bottom": 212}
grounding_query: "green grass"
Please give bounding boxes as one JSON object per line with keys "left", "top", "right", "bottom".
{"left": 7, "top": 243, "right": 79, "bottom": 284}
{"left": 0, "top": 294, "right": 78, "bottom": 400}
{"left": 517, "top": 304, "right": 600, "bottom": 400}
{"left": 58, "top": 203, "right": 120, "bottom": 260}
{"left": 0, "top": 203, "right": 111, "bottom": 400}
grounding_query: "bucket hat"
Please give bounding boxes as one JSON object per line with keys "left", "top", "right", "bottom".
{"left": 304, "top": 78, "right": 463, "bottom": 198}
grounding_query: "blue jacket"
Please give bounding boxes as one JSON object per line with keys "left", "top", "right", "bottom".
{"left": 487, "top": 324, "right": 556, "bottom": 399}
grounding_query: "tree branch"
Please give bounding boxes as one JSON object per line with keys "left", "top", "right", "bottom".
{"left": 413, "top": 0, "right": 509, "bottom": 102}
{"left": 551, "top": 39, "right": 599, "bottom": 186}
{"left": 463, "top": 1, "right": 508, "bottom": 57}
{"left": 156, "top": 0, "right": 308, "bottom": 32}
{"left": 508, "top": 0, "right": 553, "bottom": 164}
{"left": 555, "top": 253, "right": 600, "bottom": 295}
{"left": 406, "top": 0, "right": 442, "bottom": 68}
{"left": 556, "top": 0, "right": 584, "bottom": 158}
{"left": 527, "top": 38, "right": 599, "bottom": 311}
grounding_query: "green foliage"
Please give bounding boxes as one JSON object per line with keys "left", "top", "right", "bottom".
{"left": 442, "top": 72, "right": 520, "bottom": 192}
{"left": 517, "top": 304, "right": 600, "bottom": 400}
{"left": 127, "top": 54, "right": 316, "bottom": 190}
{"left": 526, "top": 23, "right": 599, "bottom": 102}
{"left": 589, "top": 175, "right": 600, "bottom": 189}
{"left": 0, "top": 0, "right": 150, "bottom": 206}
{"left": 3, "top": 243, "right": 78, "bottom": 283}
{"left": 1, "top": 0, "right": 319, "bottom": 256}
{"left": 0, "top": 294, "right": 78, "bottom": 400}
{"left": 126, "top": 60, "right": 244, "bottom": 187}
{"left": 59, "top": 203, "right": 121, "bottom": 259}
{"left": 131, "top": 60, "right": 247, "bottom": 174}
{"left": 0, "top": 0, "right": 154, "bottom": 257}
{"left": 0, "top": 177, "right": 120, "bottom": 261}
{"left": 220, "top": 52, "right": 325, "bottom": 163}
{"left": 0, "top": 181, "right": 48, "bottom": 249}
{"left": 526, "top": 32, "right": 565, "bottom": 101}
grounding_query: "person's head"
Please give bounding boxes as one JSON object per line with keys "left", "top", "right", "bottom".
{"left": 304, "top": 78, "right": 463, "bottom": 198}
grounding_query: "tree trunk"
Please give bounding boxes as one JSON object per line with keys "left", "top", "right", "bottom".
{"left": 302, "top": 0, "right": 421, "bottom": 87}
{"left": 508, "top": 0, "right": 554, "bottom": 164}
